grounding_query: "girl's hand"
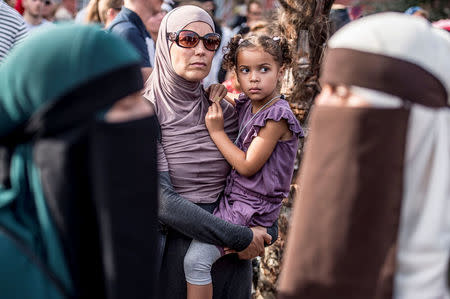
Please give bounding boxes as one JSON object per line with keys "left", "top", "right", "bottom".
{"left": 206, "top": 83, "right": 227, "bottom": 103}
{"left": 205, "top": 102, "right": 224, "bottom": 133}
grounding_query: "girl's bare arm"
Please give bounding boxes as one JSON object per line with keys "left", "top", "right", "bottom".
{"left": 205, "top": 102, "right": 289, "bottom": 177}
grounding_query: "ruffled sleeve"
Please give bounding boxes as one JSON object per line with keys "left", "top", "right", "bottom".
{"left": 252, "top": 102, "right": 304, "bottom": 138}
{"left": 234, "top": 93, "right": 249, "bottom": 116}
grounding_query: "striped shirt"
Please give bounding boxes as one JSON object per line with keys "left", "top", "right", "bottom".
{"left": 0, "top": 0, "right": 28, "bottom": 62}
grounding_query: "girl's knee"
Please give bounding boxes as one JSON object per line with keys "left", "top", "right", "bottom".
{"left": 184, "top": 249, "right": 201, "bottom": 274}
{"left": 184, "top": 249, "right": 214, "bottom": 285}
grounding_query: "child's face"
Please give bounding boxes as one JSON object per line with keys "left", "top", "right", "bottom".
{"left": 235, "top": 47, "right": 283, "bottom": 104}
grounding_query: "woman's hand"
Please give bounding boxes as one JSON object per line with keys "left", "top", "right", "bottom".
{"left": 229, "top": 227, "right": 271, "bottom": 260}
{"left": 206, "top": 83, "right": 228, "bottom": 102}
{"left": 205, "top": 101, "right": 224, "bottom": 134}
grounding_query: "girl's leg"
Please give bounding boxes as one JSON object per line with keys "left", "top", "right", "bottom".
{"left": 187, "top": 282, "right": 213, "bottom": 299}
{"left": 184, "top": 240, "right": 222, "bottom": 299}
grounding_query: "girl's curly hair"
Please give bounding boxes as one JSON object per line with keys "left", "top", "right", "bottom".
{"left": 222, "top": 33, "right": 293, "bottom": 71}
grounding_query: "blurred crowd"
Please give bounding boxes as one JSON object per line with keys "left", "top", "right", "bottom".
{"left": 1, "top": 0, "right": 449, "bottom": 82}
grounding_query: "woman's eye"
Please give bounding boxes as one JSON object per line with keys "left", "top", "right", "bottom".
{"left": 240, "top": 68, "right": 249, "bottom": 73}
{"left": 261, "top": 67, "right": 269, "bottom": 72}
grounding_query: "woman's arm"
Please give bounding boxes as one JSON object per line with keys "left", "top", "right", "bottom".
{"left": 159, "top": 171, "right": 256, "bottom": 251}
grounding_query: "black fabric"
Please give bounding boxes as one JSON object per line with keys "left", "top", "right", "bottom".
{"left": 236, "top": 24, "right": 250, "bottom": 36}
{"left": 329, "top": 8, "right": 351, "bottom": 35}
{"left": 34, "top": 127, "right": 104, "bottom": 299}
{"left": 34, "top": 115, "right": 160, "bottom": 299}
{"left": 158, "top": 228, "right": 252, "bottom": 299}
{"left": 0, "top": 146, "right": 11, "bottom": 187}
{"left": 90, "top": 115, "right": 159, "bottom": 299}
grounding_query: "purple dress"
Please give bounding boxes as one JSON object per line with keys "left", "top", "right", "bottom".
{"left": 214, "top": 94, "right": 304, "bottom": 227}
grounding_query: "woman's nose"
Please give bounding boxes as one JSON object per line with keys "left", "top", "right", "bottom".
{"left": 194, "top": 41, "right": 206, "bottom": 55}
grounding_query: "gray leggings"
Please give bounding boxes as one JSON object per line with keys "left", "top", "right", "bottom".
{"left": 184, "top": 239, "right": 222, "bottom": 285}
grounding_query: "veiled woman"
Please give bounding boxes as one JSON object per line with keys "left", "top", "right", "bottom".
{"left": 0, "top": 24, "right": 159, "bottom": 299}
{"left": 278, "top": 13, "right": 450, "bottom": 299}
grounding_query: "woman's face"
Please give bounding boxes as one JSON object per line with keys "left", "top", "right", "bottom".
{"left": 169, "top": 21, "right": 215, "bottom": 82}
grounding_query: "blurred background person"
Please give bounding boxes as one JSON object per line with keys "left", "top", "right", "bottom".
{"left": 98, "top": 0, "right": 122, "bottom": 27}
{"left": 143, "top": 0, "right": 165, "bottom": 66}
{"left": 23, "top": 0, "right": 52, "bottom": 31}
{"left": 433, "top": 18, "right": 450, "bottom": 33}
{"left": 160, "top": 0, "right": 172, "bottom": 12}
{"left": 4, "top": 0, "right": 15, "bottom": 7}
{"left": 329, "top": 2, "right": 351, "bottom": 35}
{"left": 232, "top": 0, "right": 263, "bottom": 36}
{"left": 404, "top": 6, "right": 429, "bottom": 20}
{"left": 0, "top": 0, "right": 28, "bottom": 61}
{"left": 42, "top": 0, "right": 56, "bottom": 21}
{"left": 107, "top": 0, "right": 162, "bottom": 81}
{"left": 54, "top": 0, "right": 76, "bottom": 21}
{"left": 144, "top": 5, "right": 164, "bottom": 41}
{"left": 82, "top": 0, "right": 121, "bottom": 26}
{"left": 81, "top": 0, "right": 100, "bottom": 23}
{"left": 14, "top": 0, "right": 24, "bottom": 13}
{"left": 233, "top": 0, "right": 263, "bottom": 35}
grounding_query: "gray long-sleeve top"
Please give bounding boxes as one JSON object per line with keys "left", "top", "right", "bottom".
{"left": 158, "top": 171, "right": 277, "bottom": 252}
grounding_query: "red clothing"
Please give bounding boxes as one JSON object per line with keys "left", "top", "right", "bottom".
{"left": 14, "top": 0, "right": 24, "bottom": 15}
{"left": 222, "top": 79, "right": 240, "bottom": 95}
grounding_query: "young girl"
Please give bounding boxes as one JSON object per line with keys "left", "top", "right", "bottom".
{"left": 184, "top": 33, "right": 304, "bottom": 299}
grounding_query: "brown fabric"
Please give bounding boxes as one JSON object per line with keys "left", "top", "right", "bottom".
{"left": 320, "top": 48, "right": 448, "bottom": 108}
{"left": 278, "top": 105, "right": 409, "bottom": 299}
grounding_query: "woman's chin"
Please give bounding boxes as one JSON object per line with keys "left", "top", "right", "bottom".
{"left": 184, "top": 71, "right": 209, "bottom": 82}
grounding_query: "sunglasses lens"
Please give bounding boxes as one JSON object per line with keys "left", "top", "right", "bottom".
{"left": 178, "top": 31, "right": 199, "bottom": 48}
{"left": 204, "top": 34, "right": 221, "bottom": 51}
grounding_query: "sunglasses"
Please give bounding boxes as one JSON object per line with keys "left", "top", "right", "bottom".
{"left": 166, "top": 30, "right": 221, "bottom": 51}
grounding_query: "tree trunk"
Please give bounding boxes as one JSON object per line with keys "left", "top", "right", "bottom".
{"left": 253, "top": 1, "right": 334, "bottom": 297}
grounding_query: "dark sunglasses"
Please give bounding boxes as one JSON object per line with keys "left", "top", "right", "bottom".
{"left": 166, "top": 30, "right": 221, "bottom": 51}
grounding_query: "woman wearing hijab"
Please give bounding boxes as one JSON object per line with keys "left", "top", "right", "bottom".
{"left": 278, "top": 13, "right": 450, "bottom": 299}
{"left": 0, "top": 24, "right": 159, "bottom": 299}
{"left": 144, "top": 5, "right": 277, "bottom": 299}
